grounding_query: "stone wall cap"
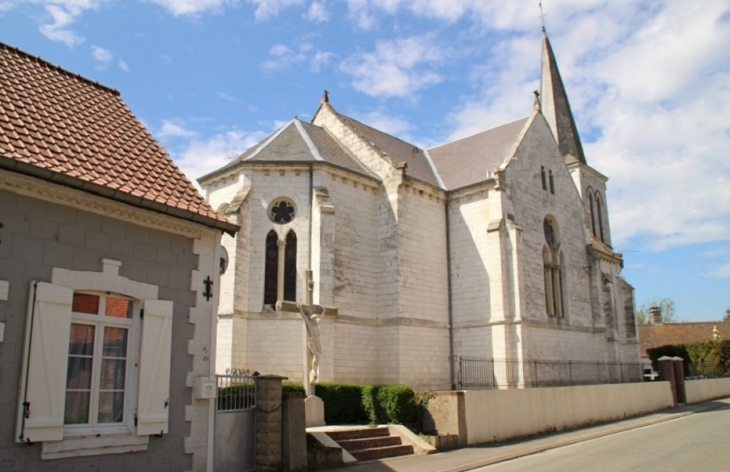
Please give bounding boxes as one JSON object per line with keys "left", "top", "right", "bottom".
{"left": 257, "top": 374, "right": 289, "bottom": 380}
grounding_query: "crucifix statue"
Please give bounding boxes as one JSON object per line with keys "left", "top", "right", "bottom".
{"left": 276, "top": 269, "right": 337, "bottom": 397}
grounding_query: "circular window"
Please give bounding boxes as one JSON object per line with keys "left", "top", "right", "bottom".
{"left": 268, "top": 198, "right": 296, "bottom": 224}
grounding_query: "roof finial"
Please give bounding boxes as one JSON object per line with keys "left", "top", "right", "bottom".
{"left": 321, "top": 90, "right": 329, "bottom": 104}
{"left": 533, "top": 90, "right": 541, "bottom": 111}
{"left": 538, "top": 1, "right": 547, "bottom": 32}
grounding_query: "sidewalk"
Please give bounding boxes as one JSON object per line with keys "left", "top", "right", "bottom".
{"left": 327, "top": 397, "right": 730, "bottom": 472}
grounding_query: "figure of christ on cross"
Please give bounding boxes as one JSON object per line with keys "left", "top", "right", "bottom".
{"left": 299, "top": 305, "right": 322, "bottom": 385}
{"left": 275, "top": 269, "right": 337, "bottom": 397}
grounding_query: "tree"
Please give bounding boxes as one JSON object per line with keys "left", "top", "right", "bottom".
{"left": 723, "top": 307, "right": 730, "bottom": 322}
{"left": 635, "top": 297, "right": 677, "bottom": 324}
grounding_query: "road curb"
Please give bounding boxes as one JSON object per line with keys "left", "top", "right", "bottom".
{"left": 437, "top": 400, "right": 728, "bottom": 472}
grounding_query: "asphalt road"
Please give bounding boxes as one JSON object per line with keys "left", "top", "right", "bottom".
{"left": 471, "top": 403, "right": 730, "bottom": 472}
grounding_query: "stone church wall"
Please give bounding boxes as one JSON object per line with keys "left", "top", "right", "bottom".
{"left": 447, "top": 190, "right": 493, "bottom": 328}
{"left": 394, "top": 182, "right": 449, "bottom": 323}
{"left": 321, "top": 171, "right": 380, "bottom": 318}
{"left": 507, "top": 116, "right": 593, "bottom": 331}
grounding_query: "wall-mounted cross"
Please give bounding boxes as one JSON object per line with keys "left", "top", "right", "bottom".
{"left": 203, "top": 276, "right": 214, "bottom": 301}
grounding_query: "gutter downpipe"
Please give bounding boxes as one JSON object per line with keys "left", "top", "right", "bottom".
{"left": 308, "top": 164, "right": 313, "bottom": 272}
{"left": 445, "top": 195, "right": 456, "bottom": 390}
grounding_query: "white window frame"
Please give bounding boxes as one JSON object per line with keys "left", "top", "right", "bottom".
{"left": 15, "top": 260, "right": 172, "bottom": 460}
{"left": 63, "top": 291, "right": 139, "bottom": 437}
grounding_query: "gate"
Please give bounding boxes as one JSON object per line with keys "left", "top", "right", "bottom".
{"left": 215, "top": 369, "right": 257, "bottom": 472}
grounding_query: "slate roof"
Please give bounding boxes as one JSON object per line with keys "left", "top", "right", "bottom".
{"left": 0, "top": 42, "right": 236, "bottom": 234}
{"left": 332, "top": 111, "right": 441, "bottom": 187}
{"left": 428, "top": 118, "right": 529, "bottom": 190}
{"left": 638, "top": 322, "right": 730, "bottom": 357}
{"left": 540, "top": 31, "right": 587, "bottom": 165}
{"left": 200, "top": 118, "right": 375, "bottom": 181}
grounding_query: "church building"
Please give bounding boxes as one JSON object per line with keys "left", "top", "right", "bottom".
{"left": 199, "top": 32, "right": 640, "bottom": 391}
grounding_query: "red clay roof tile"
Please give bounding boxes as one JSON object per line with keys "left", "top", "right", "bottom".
{"left": 0, "top": 42, "right": 235, "bottom": 233}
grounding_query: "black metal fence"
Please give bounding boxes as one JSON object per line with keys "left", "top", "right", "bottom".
{"left": 686, "top": 363, "right": 730, "bottom": 380}
{"left": 456, "top": 356, "right": 644, "bottom": 390}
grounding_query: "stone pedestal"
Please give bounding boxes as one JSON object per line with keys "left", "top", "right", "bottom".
{"left": 282, "top": 393, "right": 307, "bottom": 472}
{"left": 305, "top": 395, "right": 325, "bottom": 427}
{"left": 256, "top": 375, "right": 286, "bottom": 472}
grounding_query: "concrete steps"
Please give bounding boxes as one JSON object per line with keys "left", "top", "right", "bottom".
{"left": 326, "top": 427, "right": 415, "bottom": 461}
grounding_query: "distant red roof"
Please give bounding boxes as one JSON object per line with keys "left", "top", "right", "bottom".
{"left": 0, "top": 42, "right": 237, "bottom": 234}
{"left": 638, "top": 322, "right": 730, "bottom": 357}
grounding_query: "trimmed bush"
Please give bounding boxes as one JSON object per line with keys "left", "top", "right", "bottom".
{"left": 283, "top": 381, "right": 417, "bottom": 425}
{"left": 375, "top": 385, "right": 417, "bottom": 425}
{"left": 315, "top": 382, "right": 369, "bottom": 424}
{"left": 282, "top": 381, "right": 305, "bottom": 394}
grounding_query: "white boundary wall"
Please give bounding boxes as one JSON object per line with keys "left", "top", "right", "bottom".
{"left": 685, "top": 379, "right": 730, "bottom": 404}
{"left": 463, "top": 382, "right": 673, "bottom": 445}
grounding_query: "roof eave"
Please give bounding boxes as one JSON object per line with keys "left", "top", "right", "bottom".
{"left": 0, "top": 155, "right": 239, "bottom": 236}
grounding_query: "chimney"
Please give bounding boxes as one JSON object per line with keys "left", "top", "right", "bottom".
{"left": 649, "top": 306, "right": 662, "bottom": 324}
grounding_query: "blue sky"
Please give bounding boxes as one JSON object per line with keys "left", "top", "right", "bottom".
{"left": 2, "top": 0, "right": 728, "bottom": 321}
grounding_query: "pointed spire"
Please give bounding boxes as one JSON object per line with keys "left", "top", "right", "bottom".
{"left": 539, "top": 30, "right": 587, "bottom": 165}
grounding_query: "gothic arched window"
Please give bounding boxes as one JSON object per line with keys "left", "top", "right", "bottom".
{"left": 543, "top": 217, "right": 564, "bottom": 318}
{"left": 264, "top": 231, "right": 278, "bottom": 305}
{"left": 284, "top": 231, "right": 297, "bottom": 302}
{"left": 588, "top": 192, "right": 597, "bottom": 238}
{"left": 595, "top": 195, "right": 605, "bottom": 243}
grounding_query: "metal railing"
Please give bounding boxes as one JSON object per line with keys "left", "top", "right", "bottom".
{"left": 686, "top": 363, "right": 730, "bottom": 380}
{"left": 456, "top": 356, "right": 644, "bottom": 390}
{"left": 216, "top": 368, "right": 257, "bottom": 411}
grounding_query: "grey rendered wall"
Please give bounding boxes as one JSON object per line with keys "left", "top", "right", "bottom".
{"left": 0, "top": 189, "right": 196, "bottom": 471}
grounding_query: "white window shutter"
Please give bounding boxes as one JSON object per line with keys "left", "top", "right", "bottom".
{"left": 137, "top": 299, "right": 173, "bottom": 436}
{"left": 22, "top": 282, "right": 73, "bottom": 442}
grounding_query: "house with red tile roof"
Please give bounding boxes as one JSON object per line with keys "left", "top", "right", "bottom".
{"left": 639, "top": 322, "right": 730, "bottom": 361}
{"left": 0, "top": 42, "right": 237, "bottom": 471}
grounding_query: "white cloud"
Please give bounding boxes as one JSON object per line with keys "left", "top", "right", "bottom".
{"left": 260, "top": 44, "right": 306, "bottom": 72}
{"left": 118, "top": 59, "right": 129, "bottom": 71}
{"left": 247, "top": 0, "right": 303, "bottom": 21}
{"left": 354, "top": 110, "right": 413, "bottom": 137}
{"left": 28, "top": 0, "right": 104, "bottom": 46}
{"left": 444, "top": 2, "right": 730, "bottom": 252}
{"left": 146, "top": 0, "right": 237, "bottom": 16}
{"left": 160, "top": 126, "right": 268, "bottom": 188}
{"left": 710, "top": 262, "right": 730, "bottom": 278}
{"left": 342, "top": 0, "right": 534, "bottom": 30}
{"left": 91, "top": 45, "right": 113, "bottom": 69}
{"left": 156, "top": 120, "right": 197, "bottom": 140}
{"left": 305, "top": 0, "right": 328, "bottom": 22}
{"left": 340, "top": 36, "right": 443, "bottom": 98}
{"left": 261, "top": 42, "right": 333, "bottom": 73}
{"left": 310, "top": 50, "right": 334, "bottom": 72}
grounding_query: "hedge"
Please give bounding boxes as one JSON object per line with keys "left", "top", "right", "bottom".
{"left": 282, "top": 381, "right": 416, "bottom": 425}
{"left": 648, "top": 339, "right": 730, "bottom": 374}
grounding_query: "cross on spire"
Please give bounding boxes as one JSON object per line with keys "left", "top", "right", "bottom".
{"left": 538, "top": 1, "right": 547, "bottom": 31}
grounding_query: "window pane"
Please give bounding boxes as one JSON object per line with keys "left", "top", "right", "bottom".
{"left": 66, "top": 356, "right": 94, "bottom": 389}
{"left": 64, "top": 391, "right": 90, "bottom": 424}
{"left": 100, "top": 359, "right": 126, "bottom": 390}
{"left": 73, "top": 293, "right": 99, "bottom": 314}
{"left": 68, "top": 323, "right": 95, "bottom": 355}
{"left": 102, "top": 327, "right": 128, "bottom": 357}
{"left": 97, "top": 392, "right": 125, "bottom": 423}
{"left": 105, "top": 297, "right": 132, "bottom": 318}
